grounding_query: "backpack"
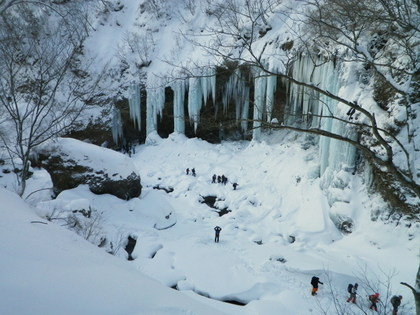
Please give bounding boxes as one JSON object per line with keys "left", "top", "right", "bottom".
{"left": 348, "top": 284, "right": 353, "bottom": 293}
{"left": 311, "top": 277, "right": 318, "bottom": 285}
{"left": 391, "top": 296, "right": 400, "bottom": 307}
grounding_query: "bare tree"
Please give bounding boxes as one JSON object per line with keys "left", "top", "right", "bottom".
{"left": 0, "top": 1, "right": 105, "bottom": 196}
{"left": 401, "top": 263, "right": 420, "bottom": 315}
{"left": 297, "top": 0, "right": 420, "bottom": 195}
{"left": 41, "top": 205, "right": 106, "bottom": 245}
{"left": 318, "top": 266, "right": 412, "bottom": 315}
{"left": 170, "top": 1, "right": 420, "bottom": 310}
{"left": 118, "top": 31, "right": 154, "bottom": 69}
{"left": 168, "top": 0, "right": 420, "bottom": 213}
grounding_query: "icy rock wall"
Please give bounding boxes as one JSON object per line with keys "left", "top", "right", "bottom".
{"left": 128, "top": 58, "right": 357, "bottom": 186}
{"left": 287, "top": 57, "right": 358, "bottom": 180}
{"left": 287, "top": 56, "right": 360, "bottom": 231}
{"left": 222, "top": 69, "right": 251, "bottom": 133}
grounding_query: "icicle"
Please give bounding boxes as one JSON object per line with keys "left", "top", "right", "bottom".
{"left": 188, "top": 76, "right": 202, "bottom": 132}
{"left": 222, "top": 69, "right": 250, "bottom": 131}
{"left": 128, "top": 83, "right": 141, "bottom": 130}
{"left": 266, "top": 75, "right": 277, "bottom": 123}
{"left": 111, "top": 106, "right": 123, "bottom": 145}
{"left": 222, "top": 74, "right": 234, "bottom": 113}
{"left": 172, "top": 79, "right": 186, "bottom": 134}
{"left": 253, "top": 70, "right": 267, "bottom": 141}
{"left": 287, "top": 56, "right": 358, "bottom": 178}
{"left": 184, "top": 66, "right": 217, "bottom": 133}
{"left": 200, "top": 66, "right": 216, "bottom": 106}
{"left": 146, "top": 79, "right": 165, "bottom": 136}
{"left": 241, "top": 95, "right": 250, "bottom": 132}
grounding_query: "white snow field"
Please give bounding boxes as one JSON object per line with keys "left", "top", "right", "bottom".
{"left": 1, "top": 130, "right": 418, "bottom": 315}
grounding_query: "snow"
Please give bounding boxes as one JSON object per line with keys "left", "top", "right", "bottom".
{"left": 1, "top": 0, "right": 419, "bottom": 314}
{"left": 1, "top": 130, "right": 419, "bottom": 315}
{"left": 37, "top": 137, "right": 139, "bottom": 179}
{"left": 0, "top": 188, "right": 225, "bottom": 315}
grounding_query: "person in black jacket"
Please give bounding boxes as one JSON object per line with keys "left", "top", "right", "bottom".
{"left": 391, "top": 295, "right": 402, "bottom": 315}
{"left": 311, "top": 276, "right": 323, "bottom": 296}
{"left": 214, "top": 226, "right": 222, "bottom": 243}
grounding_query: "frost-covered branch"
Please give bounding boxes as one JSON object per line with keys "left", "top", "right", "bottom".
{"left": 0, "top": 1, "right": 106, "bottom": 196}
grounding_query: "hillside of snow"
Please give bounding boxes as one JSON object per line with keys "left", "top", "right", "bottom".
{"left": 1, "top": 130, "right": 418, "bottom": 315}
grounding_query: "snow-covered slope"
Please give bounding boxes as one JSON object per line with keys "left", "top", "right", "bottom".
{"left": 0, "top": 188, "right": 228, "bottom": 315}
{"left": 3, "top": 130, "right": 417, "bottom": 315}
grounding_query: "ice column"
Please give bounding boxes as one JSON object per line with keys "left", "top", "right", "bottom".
{"left": 287, "top": 56, "right": 358, "bottom": 178}
{"left": 172, "top": 79, "right": 186, "bottom": 134}
{"left": 201, "top": 67, "right": 216, "bottom": 107}
{"left": 188, "top": 67, "right": 216, "bottom": 133}
{"left": 111, "top": 106, "right": 123, "bottom": 145}
{"left": 128, "top": 83, "right": 141, "bottom": 130}
{"left": 222, "top": 69, "right": 250, "bottom": 132}
{"left": 286, "top": 57, "right": 319, "bottom": 126}
{"left": 188, "top": 76, "right": 202, "bottom": 132}
{"left": 266, "top": 75, "right": 277, "bottom": 123}
{"left": 146, "top": 80, "right": 165, "bottom": 136}
{"left": 241, "top": 95, "right": 250, "bottom": 132}
{"left": 253, "top": 72, "right": 267, "bottom": 141}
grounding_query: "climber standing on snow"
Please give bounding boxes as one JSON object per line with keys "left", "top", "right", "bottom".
{"left": 369, "top": 293, "right": 380, "bottom": 312}
{"left": 390, "top": 295, "right": 402, "bottom": 315}
{"left": 310, "top": 276, "right": 323, "bottom": 296}
{"left": 214, "top": 226, "right": 222, "bottom": 243}
{"left": 347, "top": 283, "right": 358, "bottom": 303}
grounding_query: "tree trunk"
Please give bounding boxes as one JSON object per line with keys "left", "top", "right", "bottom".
{"left": 401, "top": 264, "right": 420, "bottom": 315}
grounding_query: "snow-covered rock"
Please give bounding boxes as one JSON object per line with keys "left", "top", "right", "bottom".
{"left": 37, "top": 138, "right": 141, "bottom": 200}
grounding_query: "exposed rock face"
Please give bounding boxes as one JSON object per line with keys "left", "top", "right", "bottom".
{"left": 37, "top": 138, "right": 141, "bottom": 200}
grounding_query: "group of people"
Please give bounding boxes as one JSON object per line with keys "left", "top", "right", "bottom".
{"left": 348, "top": 283, "right": 402, "bottom": 314}
{"left": 366, "top": 292, "right": 402, "bottom": 314}
{"left": 211, "top": 174, "right": 239, "bottom": 190}
{"left": 187, "top": 169, "right": 239, "bottom": 190}
{"left": 311, "top": 277, "right": 403, "bottom": 314}
{"left": 186, "top": 168, "right": 196, "bottom": 177}
{"left": 212, "top": 174, "right": 228, "bottom": 185}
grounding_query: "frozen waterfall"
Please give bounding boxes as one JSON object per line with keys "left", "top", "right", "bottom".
{"left": 252, "top": 69, "right": 278, "bottom": 141}
{"left": 253, "top": 72, "right": 267, "bottom": 141}
{"left": 171, "top": 79, "right": 186, "bottom": 134}
{"left": 128, "top": 83, "right": 141, "bottom": 130}
{"left": 222, "top": 69, "right": 251, "bottom": 132}
{"left": 127, "top": 69, "right": 216, "bottom": 137}
{"left": 287, "top": 57, "right": 358, "bottom": 178}
{"left": 188, "top": 67, "right": 216, "bottom": 132}
{"left": 146, "top": 82, "right": 165, "bottom": 136}
{"left": 126, "top": 67, "right": 278, "bottom": 141}
{"left": 111, "top": 106, "right": 123, "bottom": 145}
{"left": 126, "top": 60, "right": 357, "bottom": 183}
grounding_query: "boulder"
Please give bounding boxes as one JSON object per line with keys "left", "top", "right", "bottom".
{"left": 37, "top": 138, "right": 141, "bottom": 200}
